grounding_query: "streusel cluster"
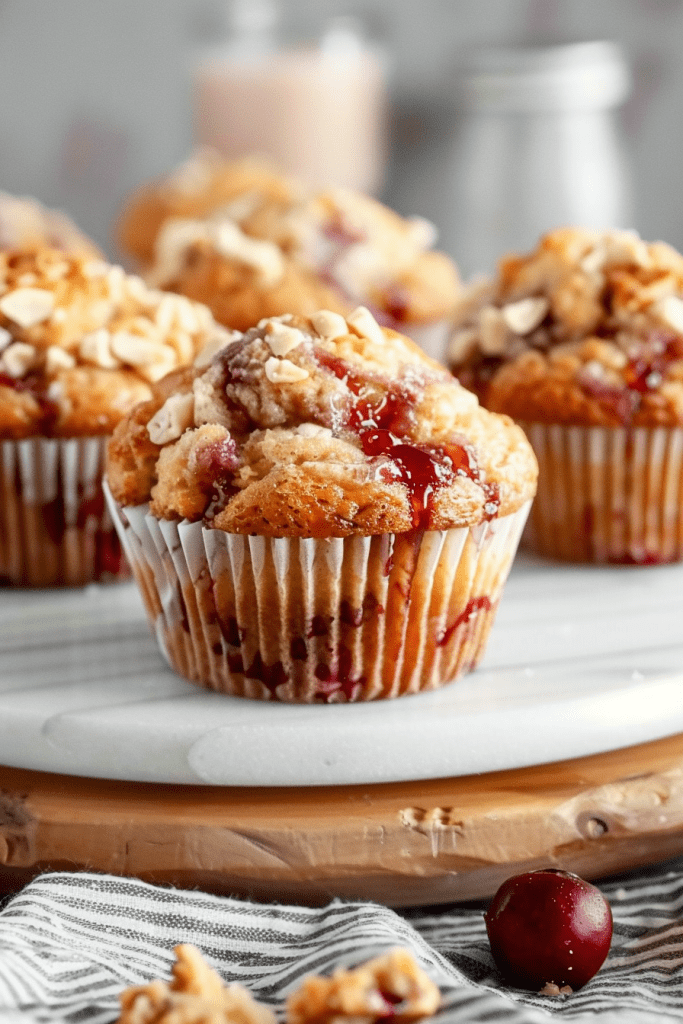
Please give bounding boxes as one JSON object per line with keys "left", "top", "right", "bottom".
{"left": 0, "top": 247, "right": 234, "bottom": 437}
{"left": 448, "top": 227, "right": 683, "bottom": 426}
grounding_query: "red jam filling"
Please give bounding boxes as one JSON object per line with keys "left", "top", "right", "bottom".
{"left": 577, "top": 331, "right": 683, "bottom": 424}
{"left": 313, "top": 645, "right": 365, "bottom": 702}
{"left": 340, "top": 593, "right": 382, "bottom": 627}
{"left": 0, "top": 372, "right": 59, "bottom": 429}
{"left": 437, "top": 595, "right": 493, "bottom": 647}
{"left": 382, "top": 284, "right": 411, "bottom": 326}
{"left": 316, "top": 348, "right": 500, "bottom": 526}
{"left": 194, "top": 437, "right": 241, "bottom": 518}
{"left": 194, "top": 437, "right": 240, "bottom": 485}
{"left": 376, "top": 990, "right": 403, "bottom": 1018}
{"left": 322, "top": 213, "right": 366, "bottom": 247}
{"left": 35, "top": 480, "right": 124, "bottom": 579}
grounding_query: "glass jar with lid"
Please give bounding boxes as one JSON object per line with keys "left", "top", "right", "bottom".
{"left": 445, "top": 40, "right": 633, "bottom": 277}
{"left": 192, "top": 0, "right": 389, "bottom": 194}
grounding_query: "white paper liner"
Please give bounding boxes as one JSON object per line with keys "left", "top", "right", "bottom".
{"left": 521, "top": 423, "right": 683, "bottom": 563}
{"left": 106, "top": 482, "right": 530, "bottom": 702}
{"left": 0, "top": 436, "right": 127, "bottom": 586}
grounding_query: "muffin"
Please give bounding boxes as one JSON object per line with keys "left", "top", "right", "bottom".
{"left": 0, "top": 246, "right": 234, "bottom": 586}
{"left": 117, "top": 148, "right": 299, "bottom": 268}
{"left": 447, "top": 227, "right": 683, "bottom": 563}
{"left": 0, "top": 192, "right": 102, "bottom": 256}
{"left": 145, "top": 186, "right": 461, "bottom": 363}
{"left": 106, "top": 306, "right": 536, "bottom": 702}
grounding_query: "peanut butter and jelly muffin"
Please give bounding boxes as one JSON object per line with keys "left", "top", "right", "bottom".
{"left": 147, "top": 186, "right": 461, "bottom": 363}
{"left": 0, "top": 246, "right": 233, "bottom": 586}
{"left": 117, "top": 148, "right": 298, "bottom": 268}
{"left": 448, "top": 227, "right": 683, "bottom": 562}
{"left": 106, "top": 306, "right": 536, "bottom": 702}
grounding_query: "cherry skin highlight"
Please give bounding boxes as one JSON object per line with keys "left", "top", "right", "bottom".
{"left": 484, "top": 868, "right": 613, "bottom": 991}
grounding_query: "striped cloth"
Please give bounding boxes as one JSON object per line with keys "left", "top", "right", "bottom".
{"left": 0, "top": 865, "right": 682, "bottom": 1024}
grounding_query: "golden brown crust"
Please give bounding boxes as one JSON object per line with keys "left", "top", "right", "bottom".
{"left": 0, "top": 248, "right": 233, "bottom": 439}
{"left": 448, "top": 227, "right": 683, "bottom": 426}
{"left": 286, "top": 949, "right": 440, "bottom": 1024}
{"left": 117, "top": 149, "right": 298, "bottom": 266}
{"left": 107, "top": 308, "right": 537, "bottom": 535}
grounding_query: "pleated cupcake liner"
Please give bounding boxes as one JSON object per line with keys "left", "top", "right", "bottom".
{"left": 522, "top": 422, "right": 683, "bottom": 564}
{"left": 105, "top": 482, "right": 530, "bottom": 702}
{"left": 0, "top": 436, "right": 128, "bottom": 587}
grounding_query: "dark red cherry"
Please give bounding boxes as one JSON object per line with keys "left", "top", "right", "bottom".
{"left": 484, "top": 868, "right": 612, "bottom": 991}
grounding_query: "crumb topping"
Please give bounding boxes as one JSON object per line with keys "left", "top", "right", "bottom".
{"left": 149, "top": 216, "right": 286, "bottom": 292}
{"left": 448, "top": 227, "right": 683, "bottom": 426}
{"left": 117, "top": 148, "right": 299, "bottom": 265}
{"left": 118, "top": 943, "right": 275, "bottom": 1024}
{"left": 0, "top": 248, "right": 233, "bottom": 438}
{"left": 116, "top": 945, "right": 439, "bottom": 1024}
{"left": 286, "top": 948, "right": 441, "bottom": 1024}
{"left": 107, "top": 307, "right": 537, "bottom": 535}
{"left": 139, "top": 167, "right": 461, "bottom": 332}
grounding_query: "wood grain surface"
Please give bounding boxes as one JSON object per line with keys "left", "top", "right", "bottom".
{"left": 2, "top": 731, "right": 683, "bottom": 906}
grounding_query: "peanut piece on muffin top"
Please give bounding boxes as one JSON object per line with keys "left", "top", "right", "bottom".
{"left": 117, "top": 148, "right": 300, "bottom": 267}
{"left": 107, "top": 307, "right": 537, "bottom": 536}
{"left": 0, "top": 247, "right": 236, "bottom": 439}
{"left": 448, "top": 227, "right": 683, "bottom": 427}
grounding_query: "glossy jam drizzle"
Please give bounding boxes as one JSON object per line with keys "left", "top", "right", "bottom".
{"left": 623, "top": 333, "right": 683, "bottom": 392}
{"left": 316, "top": 348, "right": 499, "bottom": 526}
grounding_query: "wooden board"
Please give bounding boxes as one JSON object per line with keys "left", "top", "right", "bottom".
{"left": 2, "top": 731, "right": 683, "bottom": 906}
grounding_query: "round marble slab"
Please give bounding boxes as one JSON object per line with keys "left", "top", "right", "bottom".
{"left": 1, "top": 554, "right": 683, "bottom": 786}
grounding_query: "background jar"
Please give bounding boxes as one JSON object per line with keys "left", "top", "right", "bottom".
{"left": 444, "top": 41, "right": 633, "bottom": 278}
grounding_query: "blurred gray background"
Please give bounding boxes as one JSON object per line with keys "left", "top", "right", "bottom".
{"left": 0, "top": 0, "right": 678, "bottom": 269}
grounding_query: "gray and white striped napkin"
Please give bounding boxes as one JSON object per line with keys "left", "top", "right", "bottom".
{"left": 0, "top": 865, "right": 681, "bottom": 1024}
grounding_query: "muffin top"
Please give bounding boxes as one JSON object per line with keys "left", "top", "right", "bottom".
{"left": 448, "top": 227, "right": 683, "bottom": 427}
{"left": 107, "top": 307, "right": 537, "bottom": 536}
{"left": 117, "top": 149, "right": 299, "bottom": 266}
{"left": 0, "top": 192, "right": 102, "bottom": 257}
{"left": 146, "top": 186, "right": 461, "bottom": 336}
{"left": 146, "top": 213, "right": 349, "bottom": 333}
{"left": 0, "top": 247, "right": 235, "bottom": 438}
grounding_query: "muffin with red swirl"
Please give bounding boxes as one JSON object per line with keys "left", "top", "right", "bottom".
{"left": 106, "top": 306, "right": 536, "bottom": 702}
{"left": 447, "top": 227, "right": 683, "bottom": 563}
{"left": 138, "top": 168, "right": 461, "bottom": 363}
{"left": 0, "top": 246, "right": 234, "bottom": 586}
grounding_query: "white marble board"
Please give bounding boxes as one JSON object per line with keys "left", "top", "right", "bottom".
{"left": 0, "top": 553, "right": 682, "bottom": 787}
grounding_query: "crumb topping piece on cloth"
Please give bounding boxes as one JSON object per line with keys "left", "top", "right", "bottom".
{"left": 287, "top": 948, "right": 441, "bottom": 1024}
{"left": 118, "top": 943, "right": 276, "bottom": 1024}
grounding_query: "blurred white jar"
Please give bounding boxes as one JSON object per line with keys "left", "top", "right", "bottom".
{"left": 446, "top": 41, "right": 633, "bottom": 278}
{"left": 192, "top": 0, "right": 389, "bottom": 194}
